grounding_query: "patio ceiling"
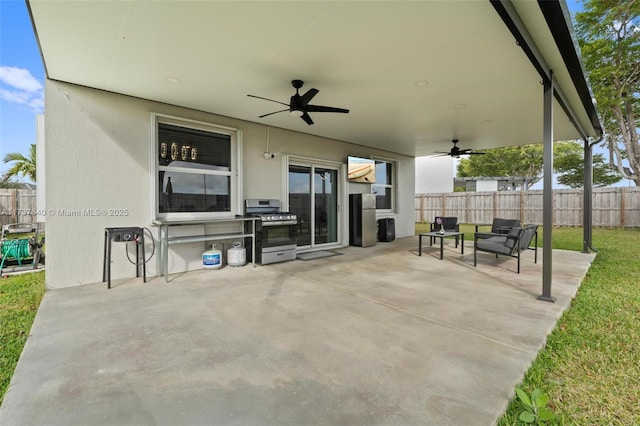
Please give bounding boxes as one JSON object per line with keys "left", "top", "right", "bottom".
{"left": 28, "top": 0, "right": 601, "bottom": 157}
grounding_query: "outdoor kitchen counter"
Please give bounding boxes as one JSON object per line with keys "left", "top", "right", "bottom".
{"left": 153, "top": 216, "right": 259, "bottom": 282}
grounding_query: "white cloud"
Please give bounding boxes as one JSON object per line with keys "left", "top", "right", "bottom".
{"left": 0, "top": 66, "right": 44, "bottom": 113}
{"left": 0, "top": 66, "right": 42, "bottom": 92}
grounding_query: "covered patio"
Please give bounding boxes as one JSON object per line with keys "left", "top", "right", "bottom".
{"left": 29, "top": 0, "right": 602, "bottom": 297}
{"left": 0, "top": 238, "right": 595, "bottom": 425}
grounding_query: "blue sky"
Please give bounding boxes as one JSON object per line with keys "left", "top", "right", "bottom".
{"left": 0, "top": 0, "right": 45, "bottom": 179}
{"left": 0, "top": 0, "right": 632, "bottom": 186}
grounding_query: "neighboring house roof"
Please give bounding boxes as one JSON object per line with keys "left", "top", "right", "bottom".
{"left": 21, "top": 182, "right": 37, "bottom": 190}
{"left": 454, "top": 177, "right": 530, "bottom": 191}
{"left": 0, "top": 182, "right": 36, "bottom": 190}
{"left": 28, "top": 0, "right": 601, "bottom": 156}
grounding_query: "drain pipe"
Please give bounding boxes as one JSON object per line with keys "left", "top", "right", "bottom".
{"left": 583, "top": 134, "right": 603, "bottom": 253}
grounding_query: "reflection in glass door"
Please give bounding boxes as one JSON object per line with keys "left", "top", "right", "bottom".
{"left": 314, "top": 168, "right": 337, "bottom": 245}
{"left": 289, "top": 164, "right": 338, "bottom": 248}
{"left": 289, "top": 165, "right": 311, "bottom": 246}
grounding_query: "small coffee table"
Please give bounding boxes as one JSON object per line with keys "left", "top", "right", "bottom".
{"left": 418, "top": 231, "right": 464, "bottom": 260}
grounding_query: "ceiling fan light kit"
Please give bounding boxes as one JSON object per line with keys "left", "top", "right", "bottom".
{"left": 248, "top": 80, "right": 349, "bottom": 125}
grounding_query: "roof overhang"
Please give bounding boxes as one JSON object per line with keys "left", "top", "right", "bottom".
{"left": 27, "top": 0, "right": 602, "bottom": 157}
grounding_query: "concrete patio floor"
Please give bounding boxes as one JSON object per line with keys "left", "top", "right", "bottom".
{"left": 0, "top": 236, "right": 595, "bottom": 426}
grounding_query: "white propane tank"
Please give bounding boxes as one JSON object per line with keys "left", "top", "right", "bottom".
{"left": 202, "top": 244, "right": 222, "bottom": 270}
{"left": 227, "top": 241, "right": 246, "bottom": 267}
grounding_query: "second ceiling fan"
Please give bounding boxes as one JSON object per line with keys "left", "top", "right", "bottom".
{"left": 434, "top": 139, "right": 485, "bottom": 158}
{"left": 247, "top": 80, "right": 349, "bottom": 125}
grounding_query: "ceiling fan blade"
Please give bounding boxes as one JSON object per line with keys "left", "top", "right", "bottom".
{"left": 301, "top": 112, "right": 314, "bottom": 125}
{"left": 258, "top": 108, "right": 290, "bottom": 118}
{"left": 300, "top": 88, "right": 319, "bottom": 106}
{"left": 247, "top": 94, "right": 290, "bottom": 107}
{"left": 458, "top": 148, "right": 485, "bottom": 155}
{"left": 251, "top": 81, "right": 346, "bottom": 124}
{"left": 430, "top": 153, "right": 451, "bottom": 157}
{"left": 305, "top": 105, "right": 349, "bottom": 114}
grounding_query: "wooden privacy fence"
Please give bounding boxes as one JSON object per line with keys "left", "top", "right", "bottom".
{"left": 0, "top": 189, "right": 38, "bottom": 226}
{"left": 3, "top": 188, "right": 639, "bottom": 228}
{"left": 416, "top": 187, "right": 640, "bottom": 228}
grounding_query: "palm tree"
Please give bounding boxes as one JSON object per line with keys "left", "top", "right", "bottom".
{"left": 2, "top": 144, "right": 37, "bottom": 183}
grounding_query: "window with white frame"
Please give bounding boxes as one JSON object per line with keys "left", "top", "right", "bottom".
{"left": 153, "top": 116, "right": 239, "bottom": 219}
{"left": 371, "top": 159, "right": 395, "bottom": 211}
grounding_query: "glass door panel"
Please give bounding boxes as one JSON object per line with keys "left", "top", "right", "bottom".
{"left": 314, "top": 168, "right": 338, "bottom": 244}
{"left": 289, "top": 163, "right": 339, "bottom": 248}
{"left": 289, "top": 165, "right": 311, "bottom": 247}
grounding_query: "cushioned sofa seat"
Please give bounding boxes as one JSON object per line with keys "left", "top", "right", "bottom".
{"left": 473, "top": 224, "right": 539, "bottom": 274}
{"left": 475, "top": 236, "right": 512, "bottom": 255}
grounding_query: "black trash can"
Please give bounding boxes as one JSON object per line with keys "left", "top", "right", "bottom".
{"left": 377, "top": 218, "right": 395, "bottom": 242}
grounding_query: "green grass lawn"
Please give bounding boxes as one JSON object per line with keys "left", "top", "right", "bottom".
{"left": 417, "top": 223, "right": 640, "bottom": 424}
{"left": 0, "top": 271, "right": 45, "bottom": 405}
{"left": 497, "top": 227, "right": 640, "bottom": 425}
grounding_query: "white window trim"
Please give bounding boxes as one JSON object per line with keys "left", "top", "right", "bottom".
{"left": 371, "top": 156, "right": 397, "bottom": 214}
{"left": 150, "top": 113, "right": 243, "bottom": 221}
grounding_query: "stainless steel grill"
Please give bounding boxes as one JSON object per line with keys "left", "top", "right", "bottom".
{"left": 245, "top": 199, "right": 298, "bottom": 226}
{"left": 244, "top": 199, "right": 298, "bottom": 265}
{"left": 257, "top": 213, "right": 297, "bottom": 226}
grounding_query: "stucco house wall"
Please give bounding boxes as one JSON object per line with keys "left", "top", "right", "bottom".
{"left": 415, "top": 156, "right": 454, "bottom": 194}
{"left": 44, "top": 80, "right": 415, "bottom": 289}
{"left": 476, "top": 180, "right": 499, "bottom": 192}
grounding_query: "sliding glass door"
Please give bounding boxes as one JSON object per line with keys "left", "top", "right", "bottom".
{"left": 289, "top": 164, "right": 338, "bottom": 249}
